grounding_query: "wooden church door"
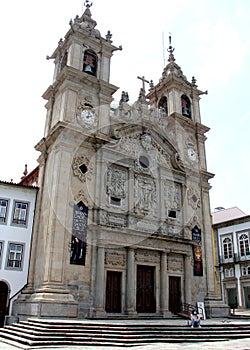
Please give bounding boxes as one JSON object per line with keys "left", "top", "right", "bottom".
{"left": 105, "top": 271, "right": 122, "bottom": 313}
{"left": 169, "top": 276, "right": 181, "bottom": 314}
{"left": 136, "top": 265, "right": 156, "bottom": 313}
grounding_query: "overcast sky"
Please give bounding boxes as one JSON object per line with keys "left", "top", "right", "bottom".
{"left": 0, "top": 0, "right": 250, "bottom": 214}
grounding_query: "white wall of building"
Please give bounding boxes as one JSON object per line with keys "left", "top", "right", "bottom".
{"left": 0, "top": 182, "right": 37, "bottom": 314}
{"left": 216, "top": 217, "right": 250, "bottom": 309}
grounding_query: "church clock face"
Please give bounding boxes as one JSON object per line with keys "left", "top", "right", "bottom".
{"left": 81, "top": 109, "right": 95, "bottom": 124}
{"left": 188, "top": 147, "right": 197, "bottom": 161}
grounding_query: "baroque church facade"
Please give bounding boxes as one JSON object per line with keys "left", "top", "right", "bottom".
{"left": 13, "top": 3, "right": 229, "bottom": 319}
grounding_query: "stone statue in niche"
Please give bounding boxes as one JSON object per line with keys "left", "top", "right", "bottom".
{"left": 106, "top": 167, "right": 127, "bottom": 199}
{"left": 135, "top": 175, "right": 156, "bottom": 215}
{"left": 141, "top": 134, "right": 152, "bottom": 151}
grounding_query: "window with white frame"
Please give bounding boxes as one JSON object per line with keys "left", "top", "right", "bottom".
{"left": 222, "top": 236, "right": 233, "bottom": 259}
{"left": 12, "top": 201, "right": 28, "bottom": 226}
{"left": 0, "top": 241, "right": 3, "bottom": 268}
{"left": 242, "top": 266, "right": 250, "bottom": 276}
{"left": 0, "top": 199, "right": 8, "bottom": 223}
{"left": 224, "top": 267, "right": 234, "bottom": 278}
{"left": 6, "top": 243, "right": 24, "bottom": 269}
{"left": 239, "top": 233, "right": 250, "bottom": 258}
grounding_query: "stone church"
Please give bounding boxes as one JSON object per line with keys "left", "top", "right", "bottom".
{"left": 13, "top": 2, "right": 228, "bottom": 319}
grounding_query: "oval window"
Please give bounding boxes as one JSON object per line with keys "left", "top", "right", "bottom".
{"left": 139, "top": 156, "right": 149, "bottom": 169}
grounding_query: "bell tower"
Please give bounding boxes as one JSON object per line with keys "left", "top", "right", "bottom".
{"left": 12, "top": 2, "right": 122, "bottom": 319}
{"left": 43, "top": 0, "right": 121, "bottom": 138}
{"left": 146, "top": 36, "right": 209, "bottom": 173}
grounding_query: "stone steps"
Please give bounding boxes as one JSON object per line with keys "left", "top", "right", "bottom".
{"left": 0, "top": 319, "right": 250, "bottom": 348}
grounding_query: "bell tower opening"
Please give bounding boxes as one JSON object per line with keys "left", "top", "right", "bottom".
{"left": 83, "top": 49, "right": 98, "bottom": 76}
{"left": 181, "top": 95, "right": 191, "bottom": 118}
{"left": 158, "top": 96, "right": 168, "bottom": 116}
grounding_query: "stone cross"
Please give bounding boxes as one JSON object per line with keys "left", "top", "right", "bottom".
{"left": 137, "top": 76, "right": 150, "bottom": 92}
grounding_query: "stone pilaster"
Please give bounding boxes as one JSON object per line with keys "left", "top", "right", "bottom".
{"left": 94, "top": 245, "right": 106, "bottom": 316}
{"left": 184, "top": 254, "right": 192, "bottom": 304}
{"left": 126, "top": 248, "right": 137, "bottom": 315}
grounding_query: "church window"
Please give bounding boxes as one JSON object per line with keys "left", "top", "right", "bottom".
{"left": 110, "top": 197, "right": 121, "bottom": 206}
{"left": 222, "top": 237, "right": 233, "bottom": 259}
{"left": 181, "top": 95, "right": 191, "bottom": 118}
{"left": 70, "top": 201, "right": 88, "bottom": 266}
{"left": 6, "top": 243, "right": 24, "bottom": 270}
{"left": 60, "top": 51, "right": 68, "bottom": 71}
{"left": 12, "top": 201, "right": 28, "bottom": 226}
{"left": 79, "top": 164, "right": 88, "bottom": 175}
{"left": 0, "top": 199, "right": 8, "bottom": 223}
{"left": 139, "top": 156, "right": 149, "bottom": 169}
{"left": 83, "top": 50, "right": 97, "bottom": 76}
{"left": 158, "top": 96, "right": 168, "bottom": 116}
{"left": 168, "top": 210, "right": 176, "bottom": 219}
{"left": 239, "top": 233, "right": 250, "bottom": 258}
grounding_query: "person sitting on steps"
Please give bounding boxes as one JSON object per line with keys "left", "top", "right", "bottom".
{"left": 190, "top": 310, "right": 201, "bottom": 328}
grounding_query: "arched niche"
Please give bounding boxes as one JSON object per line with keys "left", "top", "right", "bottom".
{"left": 83, "top": 49, "right": 98, "bottom": 76}
{"left": 158, "top": 96, "right": 168, "bottom": 116}
{"left": 181, "top": 95, "right": 191, "bottom": 118}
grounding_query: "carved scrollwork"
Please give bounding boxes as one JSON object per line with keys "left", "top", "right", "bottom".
{"left": 72, "top": 154, "right": 93, "bottom": 182}
{"left": 187, "top": 187, "right": 201, "bottom": 209}
{"left": 134, "top": 174, "right": 157, "bottom": 215}
{"left": 106, "top": 167, "right": 128, "bottom": 199}
{"left": 171, "top": 152, "right": 185, "bottom": 171}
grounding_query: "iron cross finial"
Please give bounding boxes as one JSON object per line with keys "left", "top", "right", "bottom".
{"left": 167, "top": 33, "right": 175, "bottom": 54}
{"left": 84, "top": 0, "right": 93, "bottom": 8}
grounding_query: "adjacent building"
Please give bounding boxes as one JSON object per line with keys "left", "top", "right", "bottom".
{"left": 213, "top": 207, "right": 250, "bottom": 310}
{"left": 0, "top": 181, "right": 37, "bottom": 326}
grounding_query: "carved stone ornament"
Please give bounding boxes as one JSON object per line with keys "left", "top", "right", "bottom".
{"left": 168, "top": 254, "right": 184, "bottom": 272}
{"left": 171, "top": 153, "right": 185, "bottom": 171}
{"left": 187, "top": 187, "right": 201, "bottom": 209}
{"left": 74, "top": 190, "right": 92, "bottom": 208}
{"left": 106, "top": 167, "right": 128, "bottom": 199}
{"left": 164, "top": 179, "right": 182, "bottom": 212}
{"left": 99, "top": 210, "right": 127, "bottom": 228}
{"left": 72, "top": 154, "right": 92, "bottom": 182}
{"left": 134, "top": 174, "right": 157, "bottom": 215}
{"left": 141, "top": 134, "right": 153, "bottom": 151}
{"left": 135, "top": 250, "right": 160, "bottom": 264}
{"left": 105, "top": 249, "right": 126, "bottom": 267}
{"left": 156, "top": 223, "right": 182, "bottom": 238}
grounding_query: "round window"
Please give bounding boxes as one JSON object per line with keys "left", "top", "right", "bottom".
{"left": 139, "top": 156, "right": 149, "bottom": 169}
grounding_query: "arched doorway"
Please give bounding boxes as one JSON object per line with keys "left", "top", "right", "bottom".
{"left": 0, "top": 282, "right": 9, "bottom": 327}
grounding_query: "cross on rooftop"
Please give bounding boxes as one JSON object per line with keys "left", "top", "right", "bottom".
{"left": 84, "top": 0, "right": 93, "bottom": 8}
{"left": 137, "top": 76, "right": 150, "bottom": 92}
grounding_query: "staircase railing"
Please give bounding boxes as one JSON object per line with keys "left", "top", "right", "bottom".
{"left": 177, "top": 303, "right": 197, "bottom": 319}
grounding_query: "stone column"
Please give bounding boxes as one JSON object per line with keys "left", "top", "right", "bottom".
{"left": 126, "top": 248, "right": 137, "bottom": 315}
{"left": 160, "top": 251, "right": 171, "bottom": 317}
{"left": 160, "top": 252, "right": 167, "bottom": 314}
{"left": 94, "top": 245, "right": 106, "bottom": 316}
{"left": 184, "top": 254, "right": 192, "bottom": 305}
